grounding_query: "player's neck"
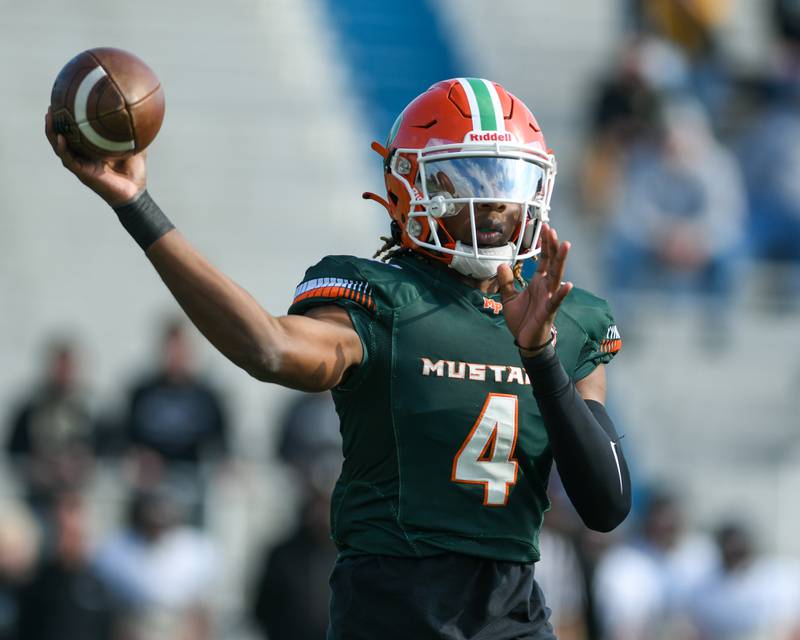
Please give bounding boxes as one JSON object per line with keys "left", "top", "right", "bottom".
{"left": 452, "top": 270, "right": 499, "bottom": 294}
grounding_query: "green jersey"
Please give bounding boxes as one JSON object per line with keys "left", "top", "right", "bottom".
{"left": 288, "top": 253, "right": 621, "bottom": 563}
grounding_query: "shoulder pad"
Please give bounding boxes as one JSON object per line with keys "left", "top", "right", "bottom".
{"left": 289, "top": 255, "right": 377, "bottom": 315}
{"left": 288, "top": 254, "right": 417, "bottom": 316}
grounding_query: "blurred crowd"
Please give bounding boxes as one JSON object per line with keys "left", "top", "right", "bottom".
{"left": 538, "top": 481, "right": 800, "bottom": 640}
{"left": 2, "top": 326, "right": 799, "bottom": 640}
{"left": 0, "top": 324, "right": 228, "bottom": 640}
{"left": 578, "top": 0, "right": 800, "bottom": 342}
{"left": 3, "top": 0, "right": 800, "bottom": 639}
{"left": 0, "top": 323, "right": 346, "bottom": 640}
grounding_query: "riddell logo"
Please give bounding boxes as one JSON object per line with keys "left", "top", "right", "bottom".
{"left": 466, "top": 131, "right": 515, "bottom": 143}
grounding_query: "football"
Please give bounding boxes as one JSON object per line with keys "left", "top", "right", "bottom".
{"left": 50, "top": 47, "right": 165, "bottom": 160}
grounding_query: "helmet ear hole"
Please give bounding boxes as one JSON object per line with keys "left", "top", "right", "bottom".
{"left": 388, "top": 191, "right": 399, "bottom": 205}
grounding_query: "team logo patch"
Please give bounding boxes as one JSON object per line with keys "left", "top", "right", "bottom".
{"left": 482, "top": 297, "right": 503, "bottom": 315}
{"left": 293, "top": 277, "right": 375, "bottom": 311}
{"left": 600, "top": 325, "right": 622, "bottom": 353}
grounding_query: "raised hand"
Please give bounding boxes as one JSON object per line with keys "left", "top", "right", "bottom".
{"left": 497, "top": 224, "right": 573, "bottom": 354}
{"left": 45, "top": 108, "right": 147, "bottom": 207}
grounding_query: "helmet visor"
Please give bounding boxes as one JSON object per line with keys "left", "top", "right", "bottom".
{"left": 418, "top": 156, "right": 546, "bottom": 205}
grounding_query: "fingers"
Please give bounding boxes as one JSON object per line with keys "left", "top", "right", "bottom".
{"left": 44, "top": 109, "right": 59, "bottom": 150}
{"left": 46, "top": 110, "right": 88, "bottom": 175}
{"left": 542, "top": 228, "right": 572, "bottom": 315}
{"left": 537, "top": 223, "right": 552, "bottom": 274}
{"left": 55, "top": 133, "right": 85, "bottom": 174}
{"left": 496, "top": 263, "right": 518, "bottom": 304}
{"left": 538, "top": 224, "right": 560, "bottom": 272}
{"left": 547, "top": 281, "right": 573, "bottom": 315}
{"left": 536, "top": 224, "right": 571, "bottom": 297}
{"left": 549, "top": 238, "right": 570, "bottom": 294}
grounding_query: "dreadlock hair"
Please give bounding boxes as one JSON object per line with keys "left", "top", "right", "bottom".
{"left": 372, "top": 235, "right": 408, "bottom": 262}
{"left": 512, "top": 261, "right": 525, "bottom": 286}
{"left": 373, "top": 221, "right": 410, "bottom": 262}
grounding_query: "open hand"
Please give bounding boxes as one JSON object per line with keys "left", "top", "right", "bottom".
{"left": 497, "top": 224, "right": 573, "bottom": 354}
{"left": 45, "top": 108, "right": 146, "bottom": 207}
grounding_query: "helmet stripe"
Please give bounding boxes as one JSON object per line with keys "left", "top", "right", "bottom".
{"left": 466, "top": 78, "right": 500, "bottom": 132}
{"left": 480, "top": 78, "right": 506, "bottom": 132}
{"left": 457, "top": 78, "right": 482, "bottom": 131}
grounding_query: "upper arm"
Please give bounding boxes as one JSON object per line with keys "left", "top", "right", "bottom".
{"left": 275, "top": 255, "right": 382, "bottom": 391}
{"left": 267, "top": 305, "right": 363, "bottom": 392}
{"left": 575, "top": 364, "right": 606, "bottom": 404}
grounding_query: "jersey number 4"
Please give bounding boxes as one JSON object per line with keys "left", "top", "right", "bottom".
{"left": 451, "top": 393, "right": 519, "bottom": 506}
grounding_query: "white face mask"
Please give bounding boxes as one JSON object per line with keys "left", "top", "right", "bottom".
{"left": 448, "top": 241, "right": 515, "bottom": 280}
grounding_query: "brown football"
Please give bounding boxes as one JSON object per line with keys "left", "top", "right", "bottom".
{"left": 50, "top": 47, "right": 165, "bottom": 160}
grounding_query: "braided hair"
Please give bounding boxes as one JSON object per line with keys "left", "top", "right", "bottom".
{"left": 372, "top": 221, "right": 411, "bottom": 262}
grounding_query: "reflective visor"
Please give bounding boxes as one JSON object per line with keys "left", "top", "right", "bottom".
{"left": 418, "top": 157, "right": 546, "bottom": 203}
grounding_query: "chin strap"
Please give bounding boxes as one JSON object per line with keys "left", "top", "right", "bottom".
{"left": 449, "top": 242, "right": 515, "bottom": 280}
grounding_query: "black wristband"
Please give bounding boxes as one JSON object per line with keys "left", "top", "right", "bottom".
{"left": 113, "top": 190, "right": 174, "bottom": 251}
{"left": 514, "top": 329, "right": 555, "bottom": 352}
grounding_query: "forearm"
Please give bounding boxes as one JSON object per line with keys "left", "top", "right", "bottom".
{"left": 113, "top": 191, "right": 281, "bottom": 376}
{"left": 115, "top": 192, "right": 363, "bottom": 391}
{"left": 111, "top": 192, "right": 361, "bottom": 391}
{"left": 520, "top": 346, "right": 631, "bottom": 531}
{"left": 146, "top": 230, "right": 282, "bottom": 378}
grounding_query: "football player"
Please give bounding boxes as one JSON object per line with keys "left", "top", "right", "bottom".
{"left": 46, "top": 77, "right": 631, "bottom": 640}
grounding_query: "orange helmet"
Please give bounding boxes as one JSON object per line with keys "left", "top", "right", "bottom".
{"left": 367, "top": 78, "right": 556, "bottom": 274}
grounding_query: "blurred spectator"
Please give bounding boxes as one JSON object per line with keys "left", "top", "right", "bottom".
{"left": 17, "top": 493, "right": 116, "bottom": 640}
{"left": 774, "top": 0, "right": 800, "bottom": 50}
{"left": 732, "top": 0, "right": 800, "bottom": 303}
{"left": 686, "top": 521, "right": 800, "bottom": 640}
{"left": 639, "top": 0, "right": 733, "bottom": 114}
{"left": 123, "top": 319, "right": 230, "bottom": 525}
{"left": 251, "top": 482, "right": 337, "bottom": 640}
{"left": 641, "top": 0, "right": 730, "bottom": 58}
{"left": 737, "top": 96, "right": 800, "bottom": 292}
{"left": 0, "top": 503, "right": 39, "bottom": 639}
{"left": 593, "top": 489, "right": 717, "bottom": 640}
{"left": 578, "top": 29, "right": 739, "bottom": 226}
{"left": 5, "top": 339, "right": 98, "bottom": 521}
{"left": 580, "top": 36, "right": 674, "bottom": 220}
{"left": 251, "top": 392, "right": 342, "bottom": 640}
{"left": 605, "top": 99, "right": 745, "bottom": 337}
{"left": 93, "top": 488, "right": 217, "bottom": 640}
{"left": 276, "top": 391, "right": 341, "bottom": 484}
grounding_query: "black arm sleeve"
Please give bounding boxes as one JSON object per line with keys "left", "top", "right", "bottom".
{"left": 520, "top": 345, "right": 631, "bottom": 532}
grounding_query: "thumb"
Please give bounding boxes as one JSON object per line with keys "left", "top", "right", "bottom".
{"left": 496, "top": 263, "right": 518, "bottom": 304}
